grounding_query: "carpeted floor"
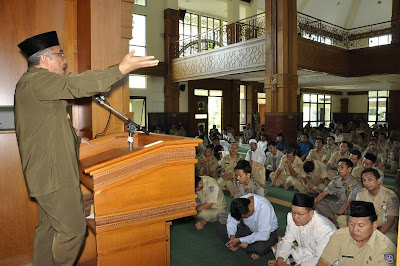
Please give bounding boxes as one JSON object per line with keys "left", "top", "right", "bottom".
{"left": 170, "top": 173, "right": 396, "bottom": 266}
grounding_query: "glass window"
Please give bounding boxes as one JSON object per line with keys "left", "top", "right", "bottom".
{"left": 240, "top": 85, "right": 247, "bottom": 129}
{"left": 194, "top": 89, "right": 208, "bottom": 96}
{"left": 368, "top": 91, "right": 388, "bottom": 126}
{"left": 134, "top": 0, "right": 146, "bottom": 6}
{"left": 129, "top": 97, "right": 146, "bottom": 128}
{"left": 302, "top": 93, "right": 331, "bottom": 127}
{"left": 129, "top": 75, "right": 146, "bottom": 89}
{"left": 179, "top": 12, "right": 227, "bottom": 57}
{"left": 195, "top": 114, "right": 208, "bottom": 119}
{"left": 209, "top": 90, "right": 223, "bottom": 96}
{"left": 369, "top": 34, "right": 392, "bottom": 47}
{"left": 130, "top": 14, "right": 146, "bottom": 56}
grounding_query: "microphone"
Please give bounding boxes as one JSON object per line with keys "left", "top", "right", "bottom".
{"left": 94, "top": 94, "right": 107, "bottom": 105}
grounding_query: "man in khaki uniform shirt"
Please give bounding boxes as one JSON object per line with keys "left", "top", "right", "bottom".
{"left": 289, "top": 160, "right": 328, "bottom": 194}
{"left": 326, "top": 141, "right": 351, "bottom": 180}
{"left": 218, "top": 143, "right": 243, "bottom": 195}
{"left": 349, "top": 149, "right": 362, "bottom": 168}
{"left": 195, "top": 175, "right": 227, "bottom": 230}
{"left": 322, "top": 136, "right": 339, "bottom": 164}
{"left": 364, "top": 138, "right": 387, "bottom": 173}
{"left": 270, "top": 147, "right": 303, "bottom": 188}
{"left": 196, "top": 145, "right": 219, "bottom": 179}
{"left": 14, "top": 31, "right": 159, "bottom": 265}
{"left": 314, "top": 159, "right": 362, "bottom": 225}
{"left": 318, "top": 201, "right": 396, "bottom": 265}
{"left": 233, "top": 160, "right": 264, "bottom": 198}
{"left": 337, "top": 168, "right": 399, "bottom": 244}
{"left": 306, "top": 137, "right": 326, "bottom": 162}
{"left": 352, "top": 153, "right": 384, "bottom": 182}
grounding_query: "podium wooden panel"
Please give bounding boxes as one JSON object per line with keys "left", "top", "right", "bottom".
{"left": 79, "top": 132, "right": 201, "bottom": 265}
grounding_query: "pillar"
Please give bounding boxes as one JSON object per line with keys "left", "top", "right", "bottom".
{"left": 264, "top": 0, "right": 298, "bottom": 144}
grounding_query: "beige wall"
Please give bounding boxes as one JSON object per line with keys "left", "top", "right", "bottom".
{"left": 331, "top": 93, "right": 368, "bottom": 113}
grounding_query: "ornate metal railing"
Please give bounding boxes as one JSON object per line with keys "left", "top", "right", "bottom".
{"left": 297, "top": 12, "right": 398, "bottom": 49}
{"left": 171, "top": 12, "right": 265, "bottom": 58}
{"left": 172, "top": 12, "right": 398, "bottom": 58}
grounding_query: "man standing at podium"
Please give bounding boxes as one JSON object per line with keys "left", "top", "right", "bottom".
{"left": 14, "top": 31, "right": 158, "bottom": 265}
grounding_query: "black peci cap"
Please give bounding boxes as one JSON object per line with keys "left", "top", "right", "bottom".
{"left": 18, "top": 31, "right": 59, "bottom": 57}
{"left": 349, "top": 201, "right": 376, "bottom": 218}
{"left": 292, "top": 193, "right": 314, "bottom": 208}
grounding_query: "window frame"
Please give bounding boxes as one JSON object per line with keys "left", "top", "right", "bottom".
{"left": 367, "top": 91, "right": 389, "bottom": 126}
{"left": 302, "top": 93, "right": 332, "bottom": 127}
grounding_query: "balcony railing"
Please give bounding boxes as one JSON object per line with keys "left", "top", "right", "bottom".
{"left": 172, "top": 12, "right": 399, "bottom": 58}
{"left": 170, "top": 12, "right": 265, "bottom": 58}
{"left": 298, "top": 12, "right": 398, "bottom": 49}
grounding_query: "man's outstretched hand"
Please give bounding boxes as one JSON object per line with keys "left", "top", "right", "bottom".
{"left": 119, "top": 49, "right": 159, "bottom": 75}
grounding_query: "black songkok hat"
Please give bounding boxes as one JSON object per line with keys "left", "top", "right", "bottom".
{"left": 364, "top": 152, "right": 377, "bottom": 163}
{"left": 292, "top": 193, "right": 314, "bottom": 208}
{"left": 349, "top": 201, "right": 376, "bottom": 217}
{"left": 18, "top": 31, "right": 59, "bottom": 57}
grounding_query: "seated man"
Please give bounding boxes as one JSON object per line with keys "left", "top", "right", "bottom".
{"left": 322, "top": 136, "right": 339, "bottom": 164}
{"left": 218, "top": 143, "right": 243, "bottom": 195}
{"left": 270, "top": 146, "right": 303, "bottom": 189}
{"left": 317, "top": 201, "right": 396, "bottom": 265}
{"left": 216, "top": 194, "right": 278, "bottom": 260}
{"left": 364, "top": 137, "right": 387, "bottom": 173}
{"left": 325, "top": 140, "right": 351, "bottom": 180}
{"left": 196, "top": 145, "right": 219, "bottom": 179}
{"left": 314, "top": 158, "right": 362, "bottom": 225}
{"left": 233, "top": 160, "right": 264, "bottom": 198}
{"left": 306, "top": 137, "right": 326, "bottom": 162}
{"left": 268, "top": 193, "right": 336, "bottom": 266}
{"left": 195, "top": 175, "right": 227, "bottom": 230}
{"left": 337, "top": 168, "right": 399, "bottom": 244}
{"left": 288, "top": 160, "right": 327, "bottom": 194}
{"left": 352, "top": 152, "right": 384, "bottom": 182}
{"left": 246, "top": 139, "right": 267, "bottom": 187}
{"left": 265, "top": 140, "right": 284, "bottom": 178}
{"left": 298, "top": 133, "right": 313, "bottom": 161}
{"left": 389, "top": 137, "right": 400, "bottom": 173}
{"left": 258, "top": 133, "right": 269, "bottom": 152}
{"left": 349, "top": 149, "right": 362, "bottom": 168}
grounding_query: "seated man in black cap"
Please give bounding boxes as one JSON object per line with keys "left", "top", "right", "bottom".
{"left": 317, "top": 201, "right": 396, "bottom": 265}
{"left": 15, "top": 31, "right": 158, "bottom": 265}
{"left": 216, "top": 193, "right": 278, "bottom": 260}
{"left": 268, "top": 193, "right": 336, "bottom": 266}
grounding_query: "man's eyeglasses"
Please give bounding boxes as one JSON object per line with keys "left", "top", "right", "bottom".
{"left": 292, "top": 210, "right": 310, "bottom": 217}
{"left": 44, "top": 52, "right": 64, "bottom": 58}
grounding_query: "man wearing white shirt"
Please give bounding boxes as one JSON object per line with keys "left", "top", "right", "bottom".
{"left": 216, "top": 193, "right": 278, "bottom": 260}
{"left": 268, "top": 193, "right": 336, "bottom": 266}
{"left": 257, "top": 133, "right": 269, "bottom": 152}
{"left": 246, "top": 139, "right": 267, "bottom": 186}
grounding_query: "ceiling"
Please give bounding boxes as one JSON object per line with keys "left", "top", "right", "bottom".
{"left": 177, "top": 0, "right": 398, "bottom": 91}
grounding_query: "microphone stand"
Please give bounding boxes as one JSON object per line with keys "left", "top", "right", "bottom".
{"left": 94, "top": 94, "right": 149, "bottom": 151}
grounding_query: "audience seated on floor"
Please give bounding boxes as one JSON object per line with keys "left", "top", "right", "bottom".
{"left": 269, "top": 146, "right": 303, "bottom": 189}
{"left": 268, "top": 193, "right": 336, "bottom": 266}
{"left": 317, "top": 201, "right": 396, "bottom": 265}
{"left": 233, "top": 160, "right": 264, "bottom": 198}
{"left": 222, "top": 128, "right": 235, "bottom": 143}
{"left": 352, "top": 152, "right": 384, "bottom": 182}
{"left": 246, "top": 139, "right": 267, "bottom": 187}
{"left": 218, "top": 143, "right": 243, "bottom": 195}
{"left": 389, "top": 137, "right": 400, "bottom": 173}
{"left": 216, "top": 194, "right": 278, "bottom": 260}
{"left": 325, "top": 141, "right": 351, "bottom": 180}
{"left": 314, "top": 158, "right": 362, "bottom": 227}
{"left": 196, "top": 145, "right": 219, "bottom": 180}
{"left": 337, "top": 168, "right": 399, "bottom": 245}
{"left": 194, "top": 175, "right": 227, "bottom": 230}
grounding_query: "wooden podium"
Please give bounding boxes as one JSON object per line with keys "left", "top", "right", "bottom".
{"left": 78, "top": 132, "right": 202, "bottom": 265}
